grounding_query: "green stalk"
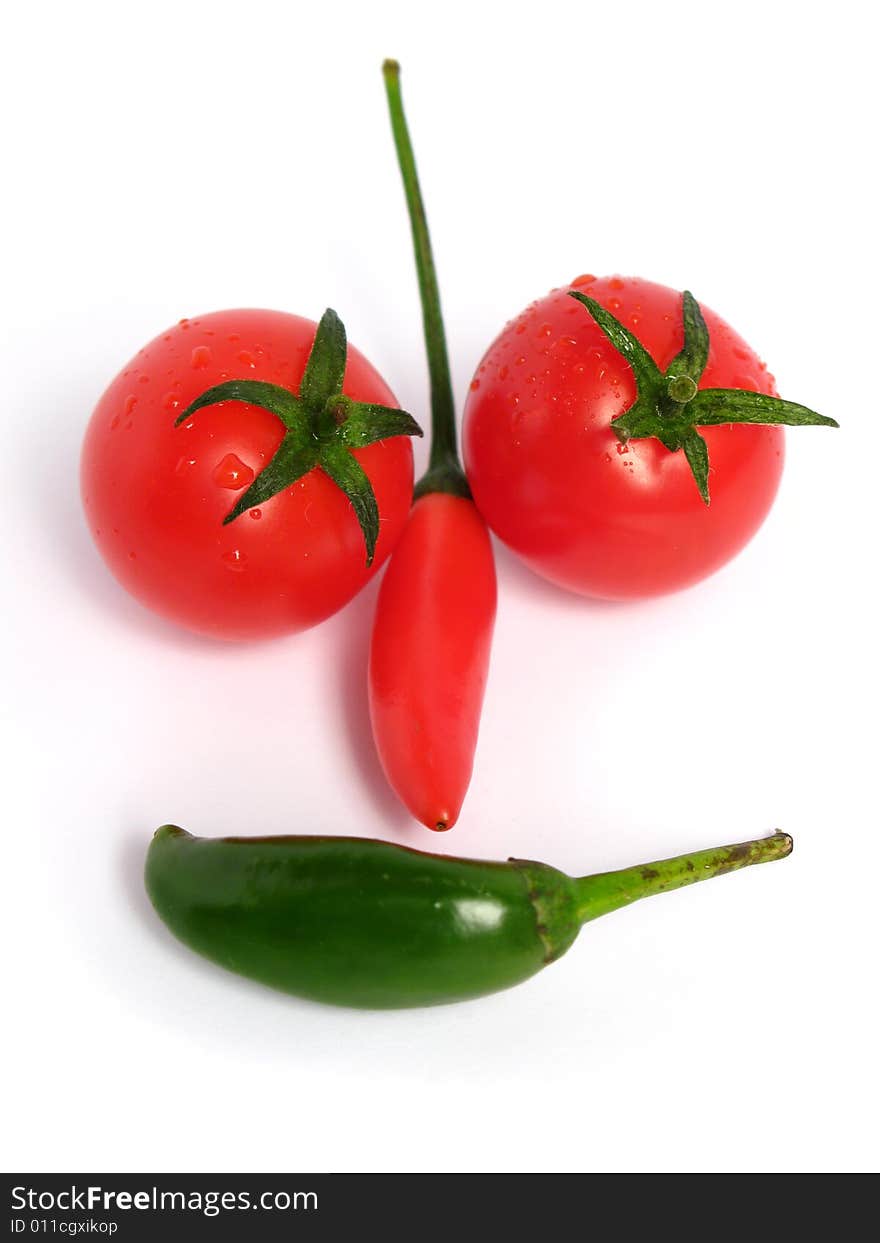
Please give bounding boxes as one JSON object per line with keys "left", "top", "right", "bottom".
{"left": 382, "top": 59, "right": 469, "bottom": 500}
{"left": 575, "top": 831, "right": 793, "bottom": 925}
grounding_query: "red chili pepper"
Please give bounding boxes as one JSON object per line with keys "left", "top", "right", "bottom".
{"left": 369, "top": 62, "right": 497, "bottom": 831}
{"left": 371, "top": 492, "right": 495, "bottom": 830}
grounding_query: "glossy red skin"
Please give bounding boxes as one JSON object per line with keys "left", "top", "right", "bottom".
{"left": 369, "top": 494, "right": 497, "bottom": 830}
{"left": 462, "top": 277, "right": 783, "bottom": 599}
{"left": 82, "top": 309, "right": 414, "bottom": 639}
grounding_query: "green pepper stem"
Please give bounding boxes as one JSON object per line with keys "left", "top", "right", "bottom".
{"left": 574, "top": 831, "right": 793, "bottom": 926}
{"left": 382, "top": 59, "right": 468, "bottom": 499}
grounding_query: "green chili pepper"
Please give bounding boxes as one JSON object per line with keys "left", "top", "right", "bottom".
{"left": 145, "top": 826, "right": 792, "bottom": 1009}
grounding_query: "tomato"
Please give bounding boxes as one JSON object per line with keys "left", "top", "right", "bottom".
{"left": 462, "top": 276, "right": 831, "bottom": 600}
{"left": 82, "top": 308, "right": 417, "bottom": 639}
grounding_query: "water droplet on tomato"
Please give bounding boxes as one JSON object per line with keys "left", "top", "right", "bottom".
{"left": 191, "top": 345, "right": 212, "bottom": 368}
{"left": 128, "top": 551, "right": 137, "bottom": 560}
{"left": 572, "top": 274, "right": 596, "bottom": 286}
{"left": 616, "top": 442, "right": 629, "bottom": 455}
{"left": 249, "top": 508, "right": 262, "bottom": 521}
{"left": 237, "top": 350, "right": 256, "bottom": 368}
{"left": 498, "top": 365, "right": 509, "bottom": 380}
{"left": 110, "top": 415, "right": 121, "bottom": 430}
{"left": 515, "top": 355, "right": 526, "bottom": 366}
{"left": 609, "top": 277, "right": 625, "bottom": 291}
{"left": 138, "top": 374, "right": 150, "bottom": 385}
{"left": 175, "top": 456, "right": 197, "bottom": 474}
{"left": 538, "top": 323, "right": 552, "bottom": 337}
{"left": 470, "top": 379, "right": 480, "bottom": 391}
{"left": 212, "top": 453, "right": 255, "bottom": 490}
{"left": 222, "top": 549, "right": 247, "bottom": 572}
{"left": 179, "top": 319, "right": 190, "bottom": 330}
{"left": 734, "top": 347, "right": 750, "bottom": 361}
{"left": 163, "top": 392, "right": 180, "bottom": 411}
{"left": 608, "top": 298, "right": 622, "bottom": 311}
{"left": 124, "top": 395, "right": 137, "bottom": 415}
{"left": 514, "top": 322, "right": 526, "bottom": 335}
{"left": 228, "top": 333, "right": 241, "bottom": 344}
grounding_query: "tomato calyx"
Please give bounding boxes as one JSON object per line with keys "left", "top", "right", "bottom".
{"left": 569, "top": 289, "right": 838, "bottom": 503}
{"left": 175, "top": 308, "right": 422, "bottom": 564}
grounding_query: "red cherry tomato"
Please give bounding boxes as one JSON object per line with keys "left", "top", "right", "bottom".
{"left": 369, "top": 493, "right": 496, "bottom": 831}
{"left": 82, "top": 309, "right": 414, "bottom": 639}
{"left": 462, "top": 276, "right": 786, "bottom": 600}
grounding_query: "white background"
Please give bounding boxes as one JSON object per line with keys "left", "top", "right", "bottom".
{"left": 3, "top": 0, "right": 877, "bottom": 1174}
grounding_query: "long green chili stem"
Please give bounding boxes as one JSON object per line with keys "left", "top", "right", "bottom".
{"left": 575, "top": 831, "right": 793, "bottom": 926}
{"left": 382, "top": 59, "right": 468, "bottom": 498}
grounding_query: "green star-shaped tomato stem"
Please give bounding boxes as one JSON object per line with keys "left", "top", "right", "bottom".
{"left": 175, "top": 308, "right": 422, "bottom": 564}
{"left": 569, "top": 289, "right": 838, "bottom": 504}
